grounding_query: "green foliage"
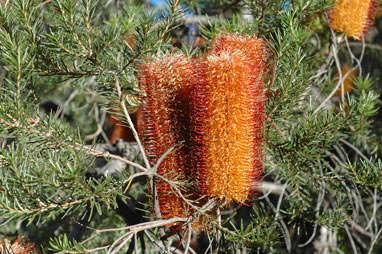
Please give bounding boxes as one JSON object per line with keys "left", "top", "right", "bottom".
{"left": 223, "top": 205, "right": 280, "bottom": 252}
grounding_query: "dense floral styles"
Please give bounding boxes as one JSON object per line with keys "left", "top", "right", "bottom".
{"left": 138, "top": 33, "right": 267, "bottom": 214}
{"left": 328, "top": 0, "right": 378, "bottom": 40}
{"left": 190, "top": 33, "right": 268, "bottom": 203}
{"left": 137, "top": 53, "right": 194, "bottom": 220}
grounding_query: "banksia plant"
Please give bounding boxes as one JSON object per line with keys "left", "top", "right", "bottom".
{"left": 328, "top": 0, "right": 379, "bottom": 40}
{"left": 137, "top": 53, "right": 194, "bottom": 220}
{"left": 190, "top": 33, "right": 268, "bottom": 204}
{"left": 3, "top": 0, "right": 382, "bottom": 252}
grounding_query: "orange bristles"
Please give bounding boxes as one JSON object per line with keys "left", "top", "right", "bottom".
{"left": 138, "top": 33, "right": 267, "bottom": 218}
{"left": 328, "top": 0, "right": 379, "bottom": 40}
{"left": 333, "top": 65, "right": 358, "bottom": 97}
{"left": 206, "top": 51, "right": 258, "bottom": 202}
{"left": 190, "top": 33, "right": 268, "bottom": 204}
{"left": 211, "top": 33, "right": 268, "bottom": 187}
{"left": 137, "top": 53, "right": 194, "bottom": 220}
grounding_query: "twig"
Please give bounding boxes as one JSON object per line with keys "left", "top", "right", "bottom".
{"left": 184, "top": 223, "right": 192, "bottom": 254}
{"left": 203, "top": 231, "right": 214, "bottom": 254}
{"left": 265, "top": 190, "right": 291, "bottom": 253}
{"left": 309, "top": 43, "right": 334, "bottom": 82}
{"left": 56, "top": 89, "right": 79, "bottom": 118}
{"left": 84, "top": 106, "right": 107, "bottom": 141}
{"left": 348, "top": 42, "right": 382, "bottom": 51}
{"left": 368, "top": 227, "right": 382, "bottom": 254}
{"left": 298, "top": 181, "right": 326, "bottom": 248}
{"left": 107, "top": 232, "right": 133, "bottom": 254}
{"left": 78, "top": 146, "right": 147, "bottom": 172}
{"left": 339, "top": 138, "right": 369, "bottom": 161}
{"left": 348, "top": 219, "right": 374, "bottom": 239}
{"left": 266, "top": 116, "right": 286, "bottom": 139}
{"left": 0, "top": 118, "right": 147, "bottom": 172}
{"left": 213, "top": 208, "right": 221, "bottom": 254}
{"left": 256, "top": 181, "right": 286, "bottom": 195}
{"left": 96, "top": 217, "right": 188, "bottom": 233}
{"left": 113, "top": 77, "right": 151, "bottom": 170}
{"left": 345, "top": 37, "right": 363, "bottom": 76}
{"left": 344, "top": 224, "right": 358, "bottom": 254}
{"left": 37, "top": 0, "right": 52, "bottom": 8}
{"left": 365, "top": 189, "right": 377, "bottom": 232}
{"left": 314, "top": 32, "right": 366, "bottom": 114}
{"left": 144, "top": 230, "right": 167, "bottom": 252}
{"left": 86, "top": 245, "right": 110, "bottom": 253}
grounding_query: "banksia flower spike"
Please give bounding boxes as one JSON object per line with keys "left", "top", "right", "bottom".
{"left": 190, "top": 33, "right": 268, "bottom": 204}
{"left": 328, "top": 0, "right": 379, "bottom": 40}
{"left": 333, "top": 65, "right": 358, "bottom": 97}
{"left": 137, "top": 53, "right": 194, "bottom": 220}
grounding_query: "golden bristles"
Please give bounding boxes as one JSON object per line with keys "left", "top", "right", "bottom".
{"left": 328, "top": 0, "right": 378, "bottom": 40}
{"left": 204, "top": 51, "right": 259, "bottom": 202}
{"left": 190, "top": 33, "right": 267, "bottom": 203}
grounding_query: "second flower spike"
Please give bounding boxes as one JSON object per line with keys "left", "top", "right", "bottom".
{"left": 137, "top": 53, "right": 194, "bottom": 221}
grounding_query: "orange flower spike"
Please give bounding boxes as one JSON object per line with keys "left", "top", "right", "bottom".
{"left": 215, "top": 34, "right": 267, "bottom": 197}
{"left": 210, "top": 34, "right": 268, "bottom": 188}
{"left": 328, "top": 0, "right": 379, "bottom": 40}
{"left": 191, "top": 33, "right": 268, "bottom": 203}
{"left": 333, "top": 65, "right": 358, "bottom": 97}
{"left": 205, "top": 51, "right": 256, "bottom": 202}
{"left": 189, "top": 60, "right": 210, "bottom": 195}
{"left": 137, "top": 53, "right": 194, "bottom": 220}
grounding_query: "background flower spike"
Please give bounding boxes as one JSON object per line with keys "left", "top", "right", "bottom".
{"left": 328, "top": 0, "right": 379, "bottom": 40}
